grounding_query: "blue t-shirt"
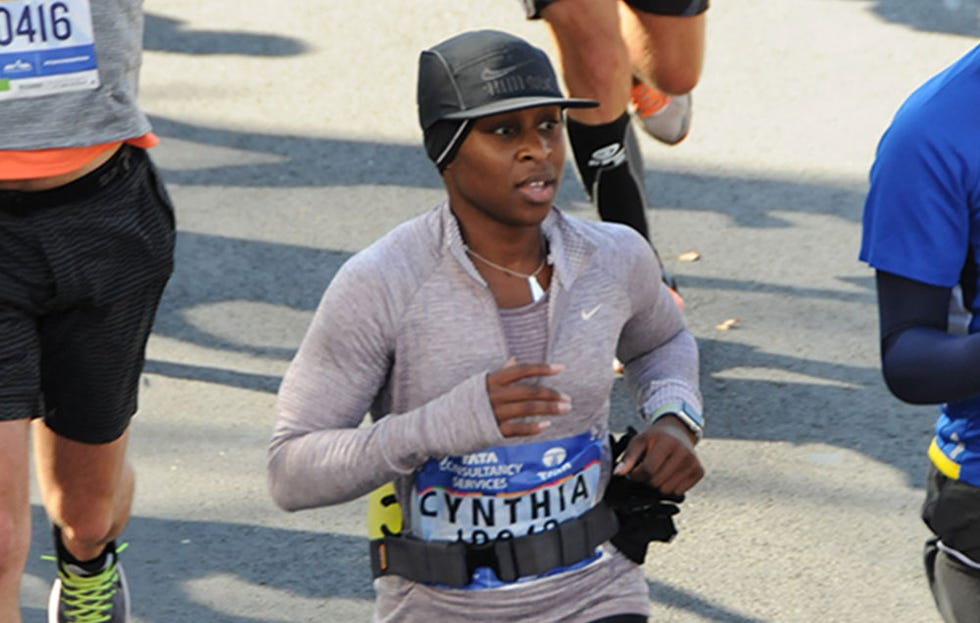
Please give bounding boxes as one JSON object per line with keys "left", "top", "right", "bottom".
{"left": 860, "top": 44, "right": 980, "bottom": 486}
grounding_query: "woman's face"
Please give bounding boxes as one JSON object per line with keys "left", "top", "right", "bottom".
{"left": 443, "top": 105, "right": 565, "bottom": 230}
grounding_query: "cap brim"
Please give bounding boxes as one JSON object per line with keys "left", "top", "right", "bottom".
{"left": 440, "top": 95, "right": 598, "bottom": 121}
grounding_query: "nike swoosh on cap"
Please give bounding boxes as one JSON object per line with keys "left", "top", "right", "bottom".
{"left": 481, "top": 64, "right": 522, "bottom": 81}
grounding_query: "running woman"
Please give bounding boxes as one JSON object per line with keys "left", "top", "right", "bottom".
{"left": 268, "top": 29, "right": 704, "bottom": 623}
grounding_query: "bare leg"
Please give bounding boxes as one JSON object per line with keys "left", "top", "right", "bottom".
{"left": 541, "top": 0, "right": 631, "bottom": 124}
{"left": 540, "top": 0, "right": 653, "bottom": 239}
{"left": 0, "top": 420, "right": 31, "bottom": 623}
{"left": 32, "top": 421, "right": 134, "bottom": 562}
{"left": 620, "top": 7, "right": 705, "bottom": 95}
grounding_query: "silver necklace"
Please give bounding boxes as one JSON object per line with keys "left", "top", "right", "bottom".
{"left": 464, "top": 245, "right": 547, "bottom": 302}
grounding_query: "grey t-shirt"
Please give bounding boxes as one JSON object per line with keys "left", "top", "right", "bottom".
{"left": 1, "top": 0, "right": 150, "bottom": 150}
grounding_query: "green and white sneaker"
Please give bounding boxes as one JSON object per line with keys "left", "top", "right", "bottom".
{"left": 47, "top": 541, "right": 130, "bottom": 623}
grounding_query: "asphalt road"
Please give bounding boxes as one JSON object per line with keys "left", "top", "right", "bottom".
{"left": 19, "top": 1, "right": 980, "bottom": 621}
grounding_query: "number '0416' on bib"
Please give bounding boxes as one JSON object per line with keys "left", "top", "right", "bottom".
{"left": 0, "top": 0, "right": 99, "bottom": 100}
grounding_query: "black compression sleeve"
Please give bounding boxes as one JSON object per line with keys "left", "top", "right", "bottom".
{"left": 877, "top": 270, "right": 980, "bottom": 404}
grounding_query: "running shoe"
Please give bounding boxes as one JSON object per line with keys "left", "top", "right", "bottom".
{"left": 48, "top": 541, "right": 130, "bottom": 623}
{"left": 630, "top": 80, "right": 692, "bottom": 146}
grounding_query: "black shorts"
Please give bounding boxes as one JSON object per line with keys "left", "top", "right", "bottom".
{"left": 0, "top": 145, "right": 175, "bottom": 443}
{"left": 523, "top": 0, "right": 709, "bottom": 19}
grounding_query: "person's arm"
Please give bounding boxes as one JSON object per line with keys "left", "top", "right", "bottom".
{"left": 616, "top": 230, "right": 701, "bottom": 418}
{"left": 267, "top": 257, "right": 504, "bottom": 512}
{"left": 267, "top": 250, "right": 576, "bottom": 512}
{"left": 614, "top": 231, "right": 704, "bottom": 495}
{"left": 877, "top": 269, "right": 980, "bottom": 405}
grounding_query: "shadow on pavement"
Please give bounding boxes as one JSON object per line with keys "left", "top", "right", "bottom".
{"left": 647, "top": 579, "right": 770, "bottom": 623}
{"left": 149, "top": 116, "right": 443, "bottom": 191}
{"left": 607, "top": 270, "right": 928, "bottom": 487}
{"left": 152, "top": 231, "right": 350, "bottom": 362}
{"left": 144, "top": 13, "right": 310, "bottom": 56}
{"left": 149, "top": 115, "right": 866, "bottom": 226}
{"left": 860, "top": 0, "right": 980, "bottom": 36}
{"left": 696, "top": 337, "right": 928, "bottom": 483}
{"left": 23, "top": 506, "right": 373, "bottom": 623}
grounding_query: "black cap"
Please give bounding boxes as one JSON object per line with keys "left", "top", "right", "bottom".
{"left": 417, "top": 30, "right": 597, "bottom": 132}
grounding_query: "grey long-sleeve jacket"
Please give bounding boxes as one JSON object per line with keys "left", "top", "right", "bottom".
{"left": 268, "top": 201, "right": 701, "bottom": 622}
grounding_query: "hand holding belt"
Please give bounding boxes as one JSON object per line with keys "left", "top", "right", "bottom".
{"left": 605, "top": 426, "right": 684, "bottom": 564}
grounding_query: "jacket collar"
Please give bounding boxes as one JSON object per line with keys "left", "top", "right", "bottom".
{"left": 437, "top": 200, "right": 597, "bottom": 291}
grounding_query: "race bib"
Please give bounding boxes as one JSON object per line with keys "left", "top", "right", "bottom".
{"left": 0, "top": 0, "right": 99, "bottom": 101}
{"left": 412, "top": 432, "right": 604, "bottom": 589}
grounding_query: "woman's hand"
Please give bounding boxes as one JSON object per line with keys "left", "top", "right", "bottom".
{"left": 486, "top": 358, "right": 570, "bottom": 437}
{"left": 613, "top": 416, "right": 704, "bottom": 495}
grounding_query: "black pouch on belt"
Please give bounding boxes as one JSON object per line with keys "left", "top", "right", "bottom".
{"left": 604, "top": 426, "right": 684, "bottom": 564}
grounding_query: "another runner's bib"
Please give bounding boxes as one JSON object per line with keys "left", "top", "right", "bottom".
{"left": 412, "top": 431, "right": 604, "bottom": 590}
{"left": 0, "top": 0, "right": 99, "bottom": 101}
